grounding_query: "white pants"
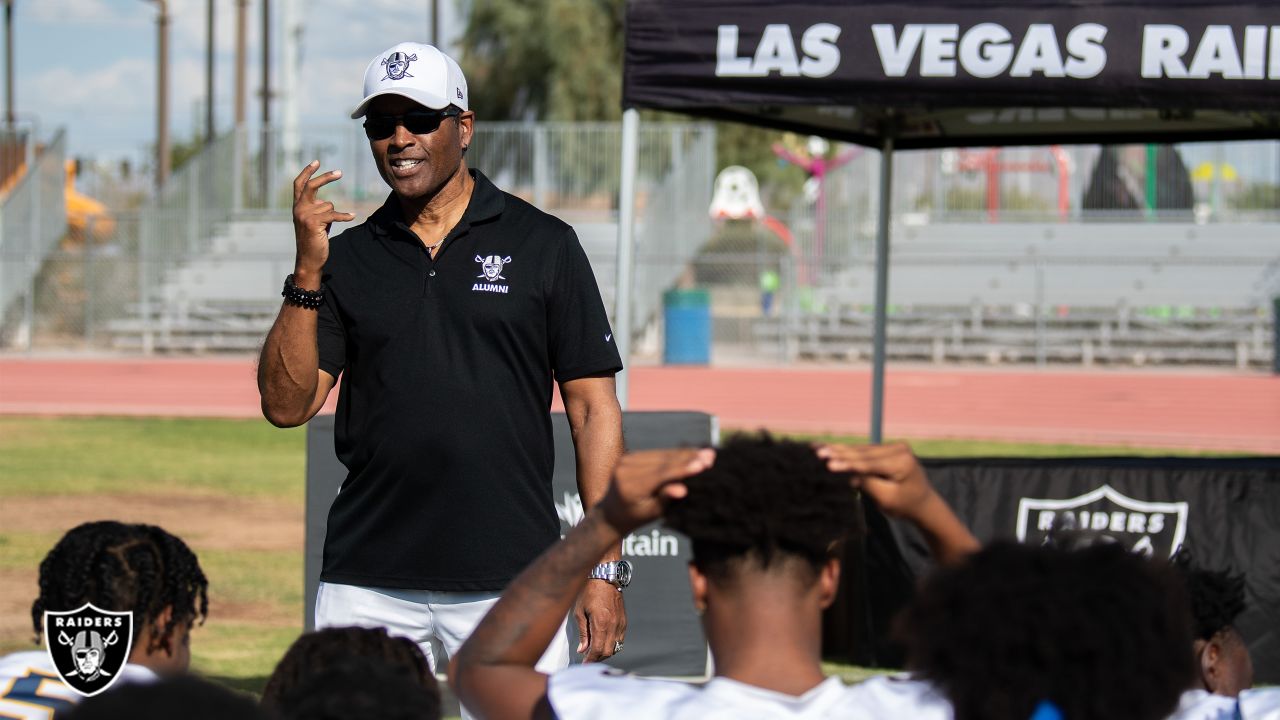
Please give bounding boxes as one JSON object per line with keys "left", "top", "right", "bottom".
{"left": 315, "top": 581, "right": 571, "bottom": 718}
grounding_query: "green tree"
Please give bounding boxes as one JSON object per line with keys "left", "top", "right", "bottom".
{"left": 459, "top": 0, "right": 807, "bottom": 208}
{"left": 460, "top": 0, "right": 624, "bottom": 122}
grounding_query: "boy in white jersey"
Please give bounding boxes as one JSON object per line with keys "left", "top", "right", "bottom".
{"left": 1165, "top": 553, "right": 1255, "bottom": 720}
{"left": 0, "top": 521, "right": 208, "bottom": 717}
{"left": 450, "top": 435, "right": 979, "bottom": 719}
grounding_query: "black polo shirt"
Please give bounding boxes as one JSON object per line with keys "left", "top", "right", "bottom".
{"left": 315, "top": 169, "right": 622, "bottom": 591}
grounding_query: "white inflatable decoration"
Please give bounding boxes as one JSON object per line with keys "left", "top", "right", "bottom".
{"left": 709, "top": 165, "right": 766, "bottom": 220}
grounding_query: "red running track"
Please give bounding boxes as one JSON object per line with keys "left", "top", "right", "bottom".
{"left": 1, "top": 357, "right": 1277, "bottom": 453}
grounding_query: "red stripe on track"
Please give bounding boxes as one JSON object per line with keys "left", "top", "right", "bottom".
{"left": 2, "top": 358, "right": 1277, "bottom": 453}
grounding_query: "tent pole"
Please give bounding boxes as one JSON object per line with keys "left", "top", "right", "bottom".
{"left": 614, "top": 107, "right": 641, "bottom": 409}
{"left": 870, "top": 133, "right": 894, "bottom": 444}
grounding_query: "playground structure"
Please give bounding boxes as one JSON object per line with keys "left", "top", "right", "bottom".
{"left": 62, "top": 161, "right": 114, "bottom": 242}
{"left": 948, "top": 146, "right": 1072, "bottom": 222}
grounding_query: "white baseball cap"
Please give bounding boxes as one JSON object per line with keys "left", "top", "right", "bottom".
{"left": 350, "top": 42, "right": 469, "bottom": 119}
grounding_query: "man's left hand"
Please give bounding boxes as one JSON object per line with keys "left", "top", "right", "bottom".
{"left": 574, "top": 580, "right": 627, "bottom": 663}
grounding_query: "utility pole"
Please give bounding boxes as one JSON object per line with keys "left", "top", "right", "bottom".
{"left": 279, "top": 0, "right": 300, "bottom": 171}
{"left": 232, "top": 0, "right": 247, "bottom": 211}
{"left": 234, "top": 0, "right": 247, "bottom": 129}
{"left": 145, "top": 0, "right": 171, "bottom": 192}
{"left": 260, "top": 0, "right": 272, "bottom": 205}
{"left": 430, "top": 0, "right": 438, "bottom": 46}
{"left": 3, "top": 0, "right": 14, "bottom": 130}
{"left": 205, "top": 0, "right": 214, "bottom": 143}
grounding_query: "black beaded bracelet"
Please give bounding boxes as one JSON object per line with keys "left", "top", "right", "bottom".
{"left": 282, "top": 274, "right": 325, "bottom": 310}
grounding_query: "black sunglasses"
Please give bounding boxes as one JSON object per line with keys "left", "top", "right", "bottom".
{"left": 363, "top": 107, "right": 462, "bottom": 140}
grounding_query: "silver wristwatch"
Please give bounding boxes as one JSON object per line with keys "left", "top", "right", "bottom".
{"left": 589, "top": 560, "right": 633, "bottom": 590}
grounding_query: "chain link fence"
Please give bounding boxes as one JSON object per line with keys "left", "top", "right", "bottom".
{"left": 4, "top": 130, "right": 1278, "bottom": 368}
{"left": 1, "top": 121, "right": 716, "bottom": 354}
{"left": 0, "top": 128, "right": 67, "bottom": 348}
{"left": 695, "top": 142, "right": 1280, "bottom": 366}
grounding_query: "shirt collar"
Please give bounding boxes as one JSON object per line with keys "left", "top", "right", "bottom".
{"left": 369, "top": 168, "right": 505, "bottom": 241}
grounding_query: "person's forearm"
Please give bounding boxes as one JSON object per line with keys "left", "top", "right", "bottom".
{"left": 571, "top": 402, "right": 624, "bottom": 561}
{"left": 456, "top": 509, "right": 621, "bottom": 673}
{"left": 257, "top": 267, "right": 322, "bottom": 427}
{"left": 910, "top": 492, "right": 980, "bottom": 566}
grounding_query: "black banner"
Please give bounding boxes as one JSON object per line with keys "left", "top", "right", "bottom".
{"left": 862, "top": 457, "right": 1280, "bottom": 683}
{"left": 625, "top": 0, "right": 1280, "bottom": 146}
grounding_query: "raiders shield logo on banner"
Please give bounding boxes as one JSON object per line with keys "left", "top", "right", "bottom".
{"left": 1015, "top": 484, "right": 1189, "bottom": 557}
{"left": 43, "top": 604, "right": 133, "bottom": 697}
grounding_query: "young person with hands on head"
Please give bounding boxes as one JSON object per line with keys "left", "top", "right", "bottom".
{"left": 449, "top": 435, "right": 979, "bottom": 720}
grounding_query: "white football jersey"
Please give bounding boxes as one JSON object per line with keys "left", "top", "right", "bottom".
{"left": 0, "top": 650, "right": 158, "bottom": 719}
{"left": 840, "top": 674, "right": 954, "bottom": 719}
{"left": 1166, "top": 689, "right": 1239, "bottom": 720}
{"left": 1240, "top": 687, "right": 1280, "bottom": 720}
{"left": 548, "top": 666, "right": 953, "bottom": 720}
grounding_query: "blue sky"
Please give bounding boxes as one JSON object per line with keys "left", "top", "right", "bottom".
{"left": 8, "top": 0, "right": 464, "bottom": 163}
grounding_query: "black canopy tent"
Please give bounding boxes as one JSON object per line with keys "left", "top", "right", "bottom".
{"left": 613, "top": 0, "right": 1280, "bottom": 441}
{"left": 612, "top": 0, "right": 1280, "bottom": 675}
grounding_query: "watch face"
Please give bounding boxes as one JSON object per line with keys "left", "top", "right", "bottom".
{"left": 615, "top": 560, "right": 633, "bottom": 587}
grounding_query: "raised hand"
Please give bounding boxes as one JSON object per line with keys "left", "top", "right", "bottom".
{"left": 292, "top": 161, "right": 356, "bottom": 279}
{"left": 814, "top": 441, "right": 936, "bottom": 519}
{"left": 599, "top": 448, "right": 716, "bottom": 535}
{"left": 815, "top": 441, "right": 979, "bottom": 564}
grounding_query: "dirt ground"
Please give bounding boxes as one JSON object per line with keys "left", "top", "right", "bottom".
{"left": 0, "top": 493, "right": 303, "bottom": 648}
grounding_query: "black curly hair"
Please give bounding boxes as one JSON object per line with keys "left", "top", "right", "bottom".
{"left": 31, "top": 521, "right": 208, "bottom": 654}
{"left": 662, "top": 433, "right": 863, "bottom": 581}
{"left": 1172, "top": 550, "right": 1248, "bottom": 642}
{"left": 260, "top": 626, "right": 437, "bottom": 713}
{"left": 276, "top": 658, "right": 441, "bottom": 720}
{"left": 896, "top": 541, "right": 1195, "bottom": 720}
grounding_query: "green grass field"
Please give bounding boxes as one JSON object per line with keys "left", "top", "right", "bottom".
{"left": 0, "top": 416, "right": 1221, "bottom": 702}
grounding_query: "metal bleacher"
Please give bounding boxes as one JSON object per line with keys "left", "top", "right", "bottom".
{"left": 759, "top": 222, "right": 1278, "bottom": 368}
{"left": 106, "top": 218, "right": 294, "bottom": 353}
{"left": 104, "top": 122, "right": 717, "bottom": 355}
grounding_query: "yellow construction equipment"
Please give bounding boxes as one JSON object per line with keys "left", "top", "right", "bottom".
{"left": 64, "top": 160, "right": 115, "bottom": 242}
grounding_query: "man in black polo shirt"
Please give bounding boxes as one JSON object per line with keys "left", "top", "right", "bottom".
{"left": 256, "top": 42, "right": 627, "bottom": 705}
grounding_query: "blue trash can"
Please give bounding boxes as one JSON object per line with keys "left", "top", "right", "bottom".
{"left": 1273, "top": 296, "right": 1280, "bottom": 375}
{"left": 663, "top": 289, "right": 711, "bottom": 365}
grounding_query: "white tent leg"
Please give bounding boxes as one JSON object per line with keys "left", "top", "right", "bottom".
{"left": 870, "top": 135, "right": 894, "bottom": 444}
{"left": 614, "top": 108, "right": 641, "bottom": 409}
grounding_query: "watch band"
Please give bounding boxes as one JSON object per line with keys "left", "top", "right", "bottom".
{"left": 589, "top": 561, "right": 632, "bottom": 589}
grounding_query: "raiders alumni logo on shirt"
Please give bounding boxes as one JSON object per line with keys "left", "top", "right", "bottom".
{"left": 43, "top": 604, "right": 133, "bottom": 696}
{"left": 1015, "top": 484, "right": 1188, "bottom": 558}
{"left": 473, "top": 255, "right": 512, "bottom": 294}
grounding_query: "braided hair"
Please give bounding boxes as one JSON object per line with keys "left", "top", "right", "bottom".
{"left": 663, "top": 433, "right": 864, "bottom": 582}
{"left": 31, "top": 521, "right": 209, "bottom": 653}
